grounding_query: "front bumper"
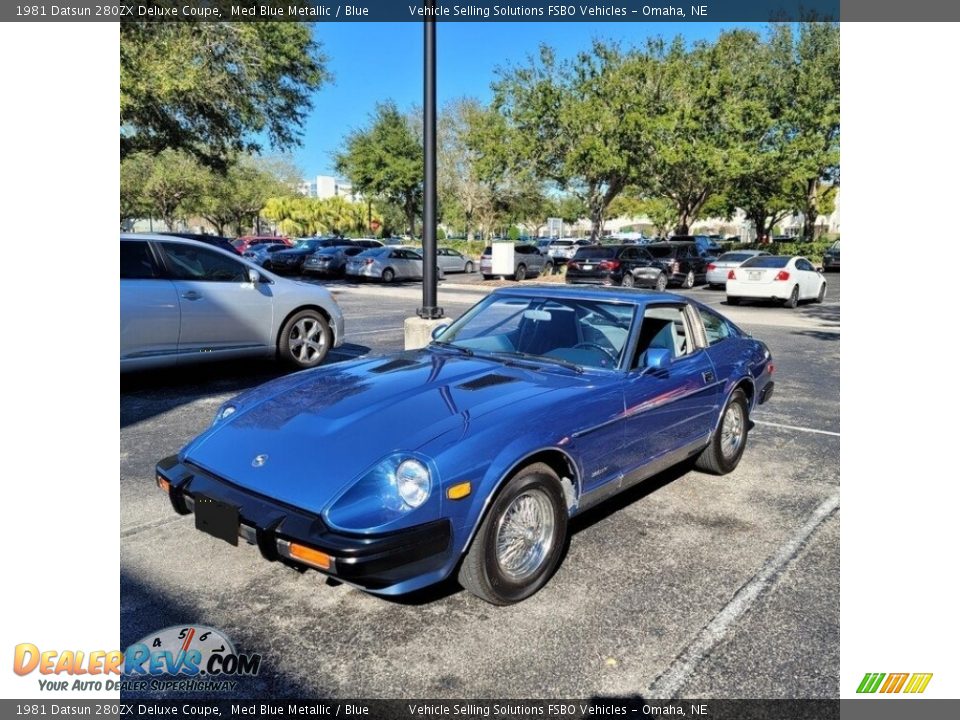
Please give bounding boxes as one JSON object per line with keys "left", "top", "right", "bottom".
{"left": 156, "top": 456, "right": 453, "bottom": 591}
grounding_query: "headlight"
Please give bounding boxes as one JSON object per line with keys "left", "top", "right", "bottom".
{"left": 213, "top": 404, "right": 236, "bottom": 425}
{"left": 396, "top": 459, "right": 431, "bottom": 508}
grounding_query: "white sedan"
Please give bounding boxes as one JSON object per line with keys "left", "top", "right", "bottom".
{"left": 726, "top": 255, "right": 827, "bottom": 308}
{"left": 121, "top": 234, "right": 345, "bottom": 371}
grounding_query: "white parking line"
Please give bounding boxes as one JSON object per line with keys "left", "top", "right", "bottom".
{"left": 753, "top": 420, "right": 840, "bottom": 437}
{"left": 642, "top": 492, "right": 840, "bottom": 699}
{"left": 347, "top": 327, "right": 406, "bottom": 337}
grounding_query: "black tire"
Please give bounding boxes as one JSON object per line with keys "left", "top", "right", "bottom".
{"left": 278, "top": 309, "right": 331, "bottom": 369}
{"left": 655, "top": 273, "right": 668, "bottom": 292}
{"left": 458, "top": 462, "right": 568, "bottom": 605}
{"left": 726, "top": 296, "right": 740, "bottom": 305}
{"left": 482, "top": 274, "right": 494, "bottom": 281}
{"left": 708, "top": 283, "right": 722, "bottom": 290}
{"left": 514, "top": 264, "right": 527, "bottom": 281}
{"left": 621, "top": 272, "right": 635, "bottom": 288}
{"left": 682, "top": 270, "right": 695, "bottom": 289}
{"left": 695, "top": 388, "right": 749, "bottom": 475}
{"left": 544, "top": 261, "right": 554, "bottom": 276}
{"left": 262, "top": 261, "right": 273, "bottom": 271}
{"left": 784, "top": 284, "right": 799, "bottom": 309}
{"left": 464, "top": 261, "right": 474, "bottom": 273}
{"left": 815, "top": 283, "right": 826, "bottom": 304}
{"left": 381, "top": 267, "right": 396, "bottom": 283}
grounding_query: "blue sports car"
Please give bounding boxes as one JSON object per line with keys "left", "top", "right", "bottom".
{"left": 157, "top": 287, "right": 774, "bottom": 605}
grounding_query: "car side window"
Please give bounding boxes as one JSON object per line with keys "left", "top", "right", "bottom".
{"left": 631, "top": 306, "right": 693, "bottom": 368}
{"left": 120, "top": 241, "right": 161, "bottom": 279}
{"left": 797, "top": 259, "right": 815, "bottom": 272}
{"left": 699, "top": 308, "right": 732, "bottom": 346}
{"left": 621, "top": 248, "right": 636, "bottom": 260}
{"left": 344, "top": 247, "right": 363, "bottom": 256}
{"left": 160, "top": 243, "right": 248, "bottom": 282}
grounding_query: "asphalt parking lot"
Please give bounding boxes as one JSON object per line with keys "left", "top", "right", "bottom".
{"left": 120, "top": 271, "right": 840, "bottom": 699}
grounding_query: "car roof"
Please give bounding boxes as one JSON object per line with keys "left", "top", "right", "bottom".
{"left": 489, "top": 285, "right": 692, "bottom": 306}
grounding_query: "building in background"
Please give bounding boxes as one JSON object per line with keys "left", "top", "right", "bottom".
{"left": 299, "top": 175, "right": 360, "bottom": 203}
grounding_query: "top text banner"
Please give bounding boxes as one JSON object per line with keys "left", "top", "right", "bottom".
{"left": 8, "top": 0, "right": 860, "bottom": 23}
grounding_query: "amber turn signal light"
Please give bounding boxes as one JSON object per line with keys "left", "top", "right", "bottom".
{"left": 156, "top": 476, "right": 171, "bottom": 493}
{"left": 446, "top": 482, "right": 472, "bottom": 500}
{"left": 287, "top": 542, "right": 332, "bottom": 570}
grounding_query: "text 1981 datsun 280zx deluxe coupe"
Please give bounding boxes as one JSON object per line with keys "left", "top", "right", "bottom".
{"left": 157, "top": 287, "right": 774, "bottom": 605}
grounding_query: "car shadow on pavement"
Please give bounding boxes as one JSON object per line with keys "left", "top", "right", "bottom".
{"left": 799, "top": 303, "right": 840, "bottom": 326}
{"left": 120, "top": 570, "right": 322, "bottom": 700}
{"left": 120, "top": 345, "right": 372, "bottom": 429}
{"left": 791, "top": 330, "right": 840, "bottom": 343}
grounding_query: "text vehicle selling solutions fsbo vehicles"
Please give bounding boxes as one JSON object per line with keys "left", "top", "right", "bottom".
{"left": 157, "top": 287, "right": 774, "bottom": 605}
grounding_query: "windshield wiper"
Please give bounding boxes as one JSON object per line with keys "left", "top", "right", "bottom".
{"left": 493, "top": 351, "right": 584, "bottom": 374}
{"left": 431, "top": 341, "right": 474, "bottom": 356}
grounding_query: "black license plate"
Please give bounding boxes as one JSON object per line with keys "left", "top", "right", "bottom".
{"left": 194, "top": 494, "right": 239, "bottom": 546}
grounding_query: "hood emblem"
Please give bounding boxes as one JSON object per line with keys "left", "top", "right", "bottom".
{"left": 251, "top": 454, "right": 269, "bottom": 468}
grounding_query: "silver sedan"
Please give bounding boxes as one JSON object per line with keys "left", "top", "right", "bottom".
{"left": 121, "top": 234, "right": 345, "bottom": 371}
{"left": 706, "top": 250, "right": 770, "bottom": 288}
{"left": 345, "top": 247, "right": 445, "bottom": 282}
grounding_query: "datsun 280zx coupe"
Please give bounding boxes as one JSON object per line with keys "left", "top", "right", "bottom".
{"left": 157, "top": 287, "right": 774, "bottom": 605}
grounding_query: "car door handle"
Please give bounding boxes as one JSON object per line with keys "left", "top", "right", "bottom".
{"left": 702, "top": 370, "right": 715, "bottom": 383}
{"left": 181, "top": 291, "right": 202, "bottom": 301}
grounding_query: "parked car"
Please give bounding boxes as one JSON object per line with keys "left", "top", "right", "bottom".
{"left": 644, "top": 241, "right": 709, "bottom": 288}
{"left": 535, "top": 238, "right": 553, "bottom": 255}
{"left": 303, "top": 245, "right": 366, "bottom": 277}
{"left": 479, "top": 244, "right": 552, "bottom": 280}
{"left": 345, "top": 246, "right": 444, "bottom": 282}
{"left": 705, "top": 251, "right": 770, "bottom": 288}
{"left": 545, "top": 239, "right": 579, "bottom": 263}
{"left": 353, "top": 238, "right": 385, "bottom": 249}
{"left": 158, "top": 232, "right": 241, "bottom": 255}
{"left": 565, "top": 244, "right": 667, "bottom": 290}
{"left": 242, "top": 243, "right": 289, "bottom": 267}
{"left": 233, "top": 235, "right": 292, "bottom": 254}
{"left": 268, "top": 237, "right": 356, "bottom": 275}
{"left": 726, "top": 255, "right": 827, "bottom": 308}
{"left": 822, "top": 241, "right": 840, "bottom": 271}
{"left": 120, "top": 234, "right": 344, "bottom": 371}
{"left": 670, "top": 234, "right": 723, "bottom": 258}
{"left": 156, "top": 285, "right": 774, "bottom": 604}
{"left": 434, "top": 247, "right": 476, "bottom": 273}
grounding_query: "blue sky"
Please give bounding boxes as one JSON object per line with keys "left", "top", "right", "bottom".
{"left": 295, "top": 22, "right": 764, "bottom": 178}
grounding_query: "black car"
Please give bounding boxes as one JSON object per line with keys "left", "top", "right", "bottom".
{"left": 644, "top": 241, "right": 709, "bottom": 288}
{"left": 267, "top": 237, "right": 356, "bottom": 274}
{"left": 670, "top": 234, "right": 723, "bottom": 259}
{"left": 158, "top": 232, "right": 241, "bottom": 255}
{"left": 822, "top": 241, "right": 840, "bottom": 271}
{"left": 565, "top": 245, "right": 669, "bottom": 291}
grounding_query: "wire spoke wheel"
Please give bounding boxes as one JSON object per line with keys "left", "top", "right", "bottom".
{"left": 494, "top": 489, "right": 556, "bottom": 581}
{"left": 720, "top": 401, "right": 745, "bottom": 459}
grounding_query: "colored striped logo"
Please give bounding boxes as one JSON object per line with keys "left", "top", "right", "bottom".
{"left": 857, "top": 672, "right": 933, "bottom": 694}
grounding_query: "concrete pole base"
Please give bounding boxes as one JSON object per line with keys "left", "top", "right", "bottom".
{"left": 404, "top": 316, "right": 448, "bottom": 350}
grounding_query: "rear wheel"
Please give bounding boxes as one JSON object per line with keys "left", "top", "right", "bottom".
{"left": 784, "top": 285, "right": 799, "bottom": 308}
{"left": 464, "top": 261, "right": 474, "bottom": 273}
{"left": 655, "top": 273, "right": 668, "bottom": 292}
{"left": 695, "top": 389, "right": 749, "bottom": 474}
{"left": 682, "top": 270, "right": 695, "bottom": 289}
{"left": 514, "top": 264, "right": 527, "bottom": 281}
{"left": 816, "top": 283, "right": 826, "bottom": 303}
{"left": 381, "top": 267, "right": 395, "bottom": 283}
{"left": 458, "top": 463, "right": 568, "bottom": 605}
{"left": 544, "top": 261, "right": 554, "bottom": 275}
{"left": 621, "top": 272, "right": 635, "bottom": 288}
{"left": 482, "top": 274, "right": 493, "bottom": 281}
{"left": 278, "top": 310, "right": 330, "bottom": 369}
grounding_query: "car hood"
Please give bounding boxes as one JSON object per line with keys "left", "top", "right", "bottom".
{"left": 183, "top": 351, "right": 571, "bottom": 514}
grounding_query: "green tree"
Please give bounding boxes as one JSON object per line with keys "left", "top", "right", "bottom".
{"left": 494, "top": 43, "right": 650, "bottom": 240}
{"left": 120, "top": 22, "right": 328, "bottom": 168}
{"left": 122, "top": 150, "right": 206, "bottom": 231}
{"left": 119, "top": 153, "right": 152, "bottom": 227}
{"left": 199, "top": 155, "right": 297, "bottom": 236}
{"left": 335, "top": 102, "right": 423, "bottom": 238}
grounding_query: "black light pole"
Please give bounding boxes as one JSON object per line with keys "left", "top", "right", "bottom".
{"left": 418, "top": 0, "right": 443, "bottom": 320}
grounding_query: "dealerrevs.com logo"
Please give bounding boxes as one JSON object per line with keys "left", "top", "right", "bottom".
{"left": 857, "top": 672, "right": 933, "bottom": 694}
{"left": 13, "top": 625, "right": 261, "bottom": 692}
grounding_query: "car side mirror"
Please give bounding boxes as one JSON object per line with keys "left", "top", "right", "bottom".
{"left": 816, "top": 266, "right": 824, "bottom": 273}
{"left": 247, "top": 268, "right": 261, "bottom": 284}
{"left": 431, "top": 324, "right": 449, "bottom": 340}
{"left": 645, "top": 348, "right": 672, "bottom": 371}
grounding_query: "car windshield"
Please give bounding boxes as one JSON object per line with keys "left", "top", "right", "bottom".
{"left": 741, "top": 256, "right": 790, "bottom": 268}
{"left": 573, "top": 246, "right": 617, "bottom": 259}
{"left": 718, "top": 252, "right": 755, "bottom": 263}
{"left": 434, "top": 295, "right": 636, "bottom": 371}
{"left": 356, "top": 248, "right": 386, "bottom": 258}
{"left": 830, "top": 241, "right": 840, "bottom": 251}
{"left": 295, "top": 239, "right": 324, "bottom": 251}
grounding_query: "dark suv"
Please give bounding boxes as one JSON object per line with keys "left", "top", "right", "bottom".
{"left": 644, "top": 241, "right": 709, "bottom": 288}
{"left": 566, "top": 245, "right": 669, "bottom": 290}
